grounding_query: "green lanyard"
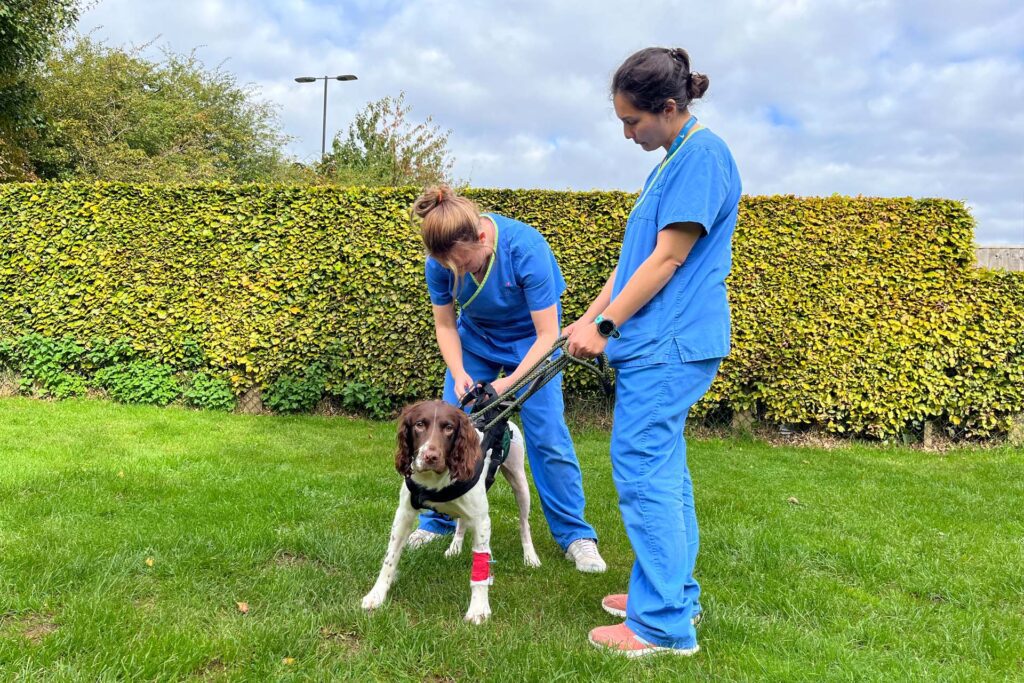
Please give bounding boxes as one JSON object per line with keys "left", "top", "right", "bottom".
{"left": 459, "top": 214, "right": 499, "bottom": 310}
{"left": 630, "top": 121, "right": 703, "bottom": 216}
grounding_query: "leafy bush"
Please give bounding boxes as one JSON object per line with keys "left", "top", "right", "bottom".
{"left": 93, "top": 360, "right": 179, "bottom": 406}
{"left": 83, "top": 336, "right": 137, "bottom": 370}
{"left": 339, "top": 381, "right": 392, "bottom": 420}
{"left": 180, "top": 338, "right": 206, "bottom": 371}
{"left": 2, "top": 334, "right": 87, "bottom": 398}
{"left": 41, "top": 371, "right": 88, "bottom": 399}
{"left": 183, "top": 372, "right": 236, "bottom": 411}
{"left": 264, "top": 364, "right": 325, "bottom": 414}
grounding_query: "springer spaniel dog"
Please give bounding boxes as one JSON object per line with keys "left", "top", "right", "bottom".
{"left": 361, "top": 400, "right": 540, "bottom": 624}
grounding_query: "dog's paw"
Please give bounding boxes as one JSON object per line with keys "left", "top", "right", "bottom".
{"left": 444, "top": 537, "right": 464, "bottom": 558}
{"left": 464, "top": 605, "right": 491, "bottom": 624}
{"left": 523, "top": 547, "right": 542, "bottom": 568}
{"left": 361, "top": 590, "right": 387, "bottom": 611}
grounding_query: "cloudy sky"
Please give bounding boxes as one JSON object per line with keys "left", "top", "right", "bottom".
{"left": 76, "top": 0, "right": 1023, "bottom": 244}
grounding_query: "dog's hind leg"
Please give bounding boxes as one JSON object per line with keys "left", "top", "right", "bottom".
{"left": 445, "top": 518, "right": 466, "bottom": 557}
{"left": 501, "top": 427, "right": 541, "bottom": 568}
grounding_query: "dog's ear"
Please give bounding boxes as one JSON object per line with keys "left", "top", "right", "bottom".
{"left": 395, "top": 404, "right": 417, "bottom": 476}
{"left": 448, "top": 407, "right": 480, "bottom": 481}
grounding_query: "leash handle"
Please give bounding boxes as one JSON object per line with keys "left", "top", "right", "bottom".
{"left": 458, "top": 381, "right": 499, "bottom": 410}
{"left": 460, "top": 381, "right": 516, "bottom": 432}
{"left": 474, "top": 337, "right": 613, "bottom": 432}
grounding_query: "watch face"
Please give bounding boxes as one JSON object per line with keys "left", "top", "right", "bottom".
{"left": 598, "top": 319, "right": 615, "bottom": 336}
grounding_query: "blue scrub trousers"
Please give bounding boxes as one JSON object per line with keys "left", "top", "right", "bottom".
{"left": 611, "top": 357, "right": 721, "bottom": 649}
{"left": 418, "top": 344, "right": 597, "bottom": 551}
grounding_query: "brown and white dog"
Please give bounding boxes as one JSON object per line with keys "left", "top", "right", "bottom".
{"left": 361, "top": 400, "right": 540, "bottom": 623}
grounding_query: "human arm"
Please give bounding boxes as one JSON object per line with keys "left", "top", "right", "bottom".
{"left": 566, "top": 223, "right": 702, "bottom": 358}
{"left": 490, "top": 304, "right": 560, "bottom": 396}
{"left": 562, "top": 267, "right": 617, "bottom": 338}
{"left": 431, "top": 303, "right": 475, "bottom": 397}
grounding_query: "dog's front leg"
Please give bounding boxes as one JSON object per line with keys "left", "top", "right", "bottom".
{"left": 362, "top": 500, "right": 418, "bottom": 611}
{"left": 445, "top": 518, "right": 466, "bottom": 557}
{"left": 464, "top": 511, "right": 492, "bottom": 624}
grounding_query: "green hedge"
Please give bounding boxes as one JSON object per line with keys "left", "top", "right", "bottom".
{"left": 715, "top": 196, "right": 1023, "bottom": 437}
{"left": 0, "top": 182, "right": 1021, "bottom": 437}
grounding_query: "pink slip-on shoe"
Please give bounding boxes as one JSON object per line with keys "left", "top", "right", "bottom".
{"left": 600, "top": 594, "right": 703, "bottom": 627}
{"left": 601, "top": 593, "right": 628, "bottom": 618}
{"left": 588, "top": 622, "right": 699, "bottom": 658}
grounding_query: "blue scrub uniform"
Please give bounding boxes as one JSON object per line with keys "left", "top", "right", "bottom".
{"left": 420, "top": 213, "right": 597, "bottom": 550}
{"left": 605, "top": 118, "right": 741, "bottom": 649}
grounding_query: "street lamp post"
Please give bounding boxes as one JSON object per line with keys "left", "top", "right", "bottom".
{"left": 294, "top": 74, "right": 358, "bottom": 160}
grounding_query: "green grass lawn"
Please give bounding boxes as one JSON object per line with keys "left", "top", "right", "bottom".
{"left": 0, "top": 397, "right": 1022, "bottom": 681}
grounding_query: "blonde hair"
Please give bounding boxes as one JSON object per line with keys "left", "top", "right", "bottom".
{"left": 411, "top": 185, "right": 491, "bottom": 292}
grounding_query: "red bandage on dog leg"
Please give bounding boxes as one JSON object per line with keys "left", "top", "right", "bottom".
{"left": 471, "top": 552, "right": 491, "bottom": 583}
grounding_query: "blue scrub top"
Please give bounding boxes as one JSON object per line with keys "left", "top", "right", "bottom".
{"left": 425, "top": 213, "right": 565, "bottom": 360}
{"left": 605, "top": 118, "right": 742, "bottom": 368}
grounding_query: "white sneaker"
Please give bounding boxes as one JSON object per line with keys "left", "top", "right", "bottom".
{"left": 406, "top": 528, "right": 444, "bottom": 549}
{"left": 565, "top": 538, "right": 607, "bottom": 573}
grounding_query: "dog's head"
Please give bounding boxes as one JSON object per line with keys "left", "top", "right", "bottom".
{"left": 395, "top": 400, "right": 479, "bottom": 481}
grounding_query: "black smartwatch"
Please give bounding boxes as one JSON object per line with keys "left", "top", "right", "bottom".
{"left": 594, "top": 314, "right": 621, "bottom": 339}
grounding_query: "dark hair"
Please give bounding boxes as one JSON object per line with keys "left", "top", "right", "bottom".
{"left": 612, "top": 47, "right": 710, "bottom": 113}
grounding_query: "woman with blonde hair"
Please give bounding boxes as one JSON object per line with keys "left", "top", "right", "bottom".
{"left": 406, "top": 186, "right": 605, "bottom": 573}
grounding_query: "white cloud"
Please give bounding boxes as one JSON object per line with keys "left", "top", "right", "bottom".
{"left": 76, "top": 0, "right": 1024, "bottom": 243}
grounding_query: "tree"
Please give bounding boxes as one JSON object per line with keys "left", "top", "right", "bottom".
{"left": 26, "top": 36, "right": 291, "bottom": 183}
{"left": 0, "top": 0, "right": 84, "bottom": 180}
{"left": 319, "top": 92, "right": 455, "bottom": 187}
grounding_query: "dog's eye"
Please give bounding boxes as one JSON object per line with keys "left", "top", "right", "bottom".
{"left": 414, "top": 420, "right": 426, "bottom": 429}
{"left": 442, "top": 424, "right": 455, "bottom": 434}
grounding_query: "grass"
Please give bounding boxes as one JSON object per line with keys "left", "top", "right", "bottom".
{"left": 0, "top": 396, "right": 1022, "bottom": 681}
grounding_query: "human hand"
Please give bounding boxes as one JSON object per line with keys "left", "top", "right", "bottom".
{"left": 490, "top": 376, "right": 515, "bottom": 397}
{"left": 561, "top": 319, "right": 585, "bottom": 338}
{"left": 566, "top": 321, "right": 608, "bottom": 359}
{"left": 453, "top": 370, "right": 475, "bottom": 399}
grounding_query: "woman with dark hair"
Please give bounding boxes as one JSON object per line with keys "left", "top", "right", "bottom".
{"left": 406, "top": 185, "right": 607, "bottom": 573}
{"left": 566, "top": 47, "right": 742, "bottom": 656}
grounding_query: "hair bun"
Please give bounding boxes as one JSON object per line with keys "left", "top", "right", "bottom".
{"left": 687, "top": 71, "right": 710, "bottom": 100}
{"left": 411, "top": 185, "right": 451, "bottom": 219}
